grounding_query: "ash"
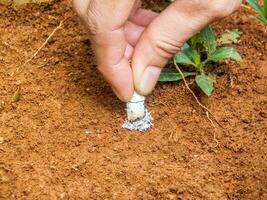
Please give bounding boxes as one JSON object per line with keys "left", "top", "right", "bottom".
{"left": 122, "top": 109, "right": 153, "bottom": 131}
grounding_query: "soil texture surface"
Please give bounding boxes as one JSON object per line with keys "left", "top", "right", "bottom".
{"left": 0, "top": 1, "right": 266, "bottom": 199}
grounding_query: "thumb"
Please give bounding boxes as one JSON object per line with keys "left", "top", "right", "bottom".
{"left": 132, "top": 0, "right": 241, "bottom": 95}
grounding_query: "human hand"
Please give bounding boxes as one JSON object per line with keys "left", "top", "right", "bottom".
{"left": 73, "top": 0, "right": 158, "bottom": 101}
{"left": 131, "top": 0, "right": 242, "bottom": 95}
{"left": 73, "top": 0, "right": 242, "bottom": 101}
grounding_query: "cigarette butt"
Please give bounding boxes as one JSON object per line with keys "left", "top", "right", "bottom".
{"left": 127, "top": 92, "right": 145, "bottom": 121}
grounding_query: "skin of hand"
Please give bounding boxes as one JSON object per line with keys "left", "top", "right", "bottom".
{"left": 73, "top": 0, "right": 242, "bottom": 101}
{"left": 72, "top": 0, "right": 158, "bottom": 101}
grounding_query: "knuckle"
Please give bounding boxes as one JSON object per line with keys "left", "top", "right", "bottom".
{"left": 85, "top": 10, "right": 98, "bottom": 36}
{"left": 154, "top": 40, "right": 180, "bottom": 59}
{"left": 148, "top": 31, "right": 182, "bottom": 60}
{"left": 73, "top": 0, "right": 99, "bottom": 36}
{"left": 85, "top": 2, "right": 99, "bottom": 36}
{"left": 209, "top": 0, "right": 242, "bottom": 18}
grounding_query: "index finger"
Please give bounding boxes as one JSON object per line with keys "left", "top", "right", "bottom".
{"left": 73, "top": 0, "right": 136, "bottom": 101}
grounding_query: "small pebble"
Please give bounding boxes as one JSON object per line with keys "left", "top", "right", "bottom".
{"left": 59, "top": 192, "right": 66, "bottom": 199}
{"left": 85, "top": 130, "right": 92, "bottom": 135}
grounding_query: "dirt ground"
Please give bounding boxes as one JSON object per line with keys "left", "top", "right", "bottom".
{"left": 0, "top": 0, "right": 266, "bottom": 199}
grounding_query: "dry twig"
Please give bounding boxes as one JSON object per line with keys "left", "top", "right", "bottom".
{"left": 12, "top": 19, "right": 66, "bottom": 76}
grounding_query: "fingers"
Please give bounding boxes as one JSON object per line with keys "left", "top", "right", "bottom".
{"left": 92, "top": 2, "right": 158, "bottom": 100}
{"left": 130, "top": 8, "right": 159, "bottom": 27}
{"left": 125, "top": 9, "right": 159, "bottom": 46}
{"left": 125, "top": 44, "right": 134, "bottom": 60}
{"left": 132, "top": 0, "right": 241, "bottom": 95}
{"left": 129, "top": 0, "right": 159, "bottom": 27}
{"left": 72, "top": 0, "right": 90, "bottom": 18}
{"left": 73, "top": 0, "right": 241, "bottom": 100}
{"left": 91, "top": 26, "right": 135, "bottom": 101}
{"left": 73, "top": 0, "right": 136, "bottom": 101}
{"left": 124, "top": 21, "right": 145, "bottom": 46}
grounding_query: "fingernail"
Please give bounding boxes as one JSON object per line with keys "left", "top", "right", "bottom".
{"left": 138, "top": 66, "right": 161, "bottom": 95}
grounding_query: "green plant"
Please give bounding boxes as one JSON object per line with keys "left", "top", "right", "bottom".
{"left": 246, "top": 0, "right": 267, "bottom": 24}
{"left": 217, "top": 29, "right": 242, "bottom": 45}
{"left": 159, "top": 26, "right": 242, "bottom": 96}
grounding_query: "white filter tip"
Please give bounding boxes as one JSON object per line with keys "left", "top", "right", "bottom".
{"left": 126, "top": 92, "right": 145, "bottom": 121}
{"left": 123, "top": 92, "right": 153, "bottom": 131}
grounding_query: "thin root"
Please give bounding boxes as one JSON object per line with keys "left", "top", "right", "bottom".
{"left": 206, "top": 111, "right": 219, "bottom": 147}
{"left": 11, "top": 19, "right": 67, "bottom": 76}
{"left": 173, "top": 61, "right": 224, "bottom": 129}
{"left": 173, "top": 61, "right": 222, "bottom": 146}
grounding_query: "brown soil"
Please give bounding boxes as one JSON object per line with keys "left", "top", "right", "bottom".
{"left": 0, "top": 1, "right": 266, "bottom": 199}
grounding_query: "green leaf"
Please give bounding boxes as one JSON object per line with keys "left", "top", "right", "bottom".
{"left": 217, "top": 29, "right": 242, "bottom": 45}
{"left": 174, "top": 52, "right": 196, "bottom": 66}
{"left": 180, "top": 43, "right": 201, "bottom": 64}
{"left": 247, "top": 0, "right": 267, "bottom": 24}
{"left": 190, "top": 33, "right": 202, "bottom": 47}
{"left": 207, "top": 47, "right": 242, "bottom": 62}
{"left": 12, "top": 85, "right": 21, "bottom": 103}
{"left": 247, "top": 0, "right": 265, "bottom": 18}
{"left": 255, "top": 15, "right": 267, "bottom": 24}
{"left": 169, "top": 43, "right": 198, "bottom": 65}
{"left": 181, "top": 43, "right": 191, "bottom": 51}
{"left": 159, "top": 68, "right": 196, "bottom": 82}
{"left": 192, "top": 50, "right": 201, "bottom": 65}
{"left": 180, "top": 43, "right": 196, "bottom": 60}
{"left": 168, "top": 43, "right": 192, "bottom": 64}
{"left": 199, "top": 26, "right": 217, "bottom": 54}
{"left": 195, "top": 74, "right": 214, "bottom": 96}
